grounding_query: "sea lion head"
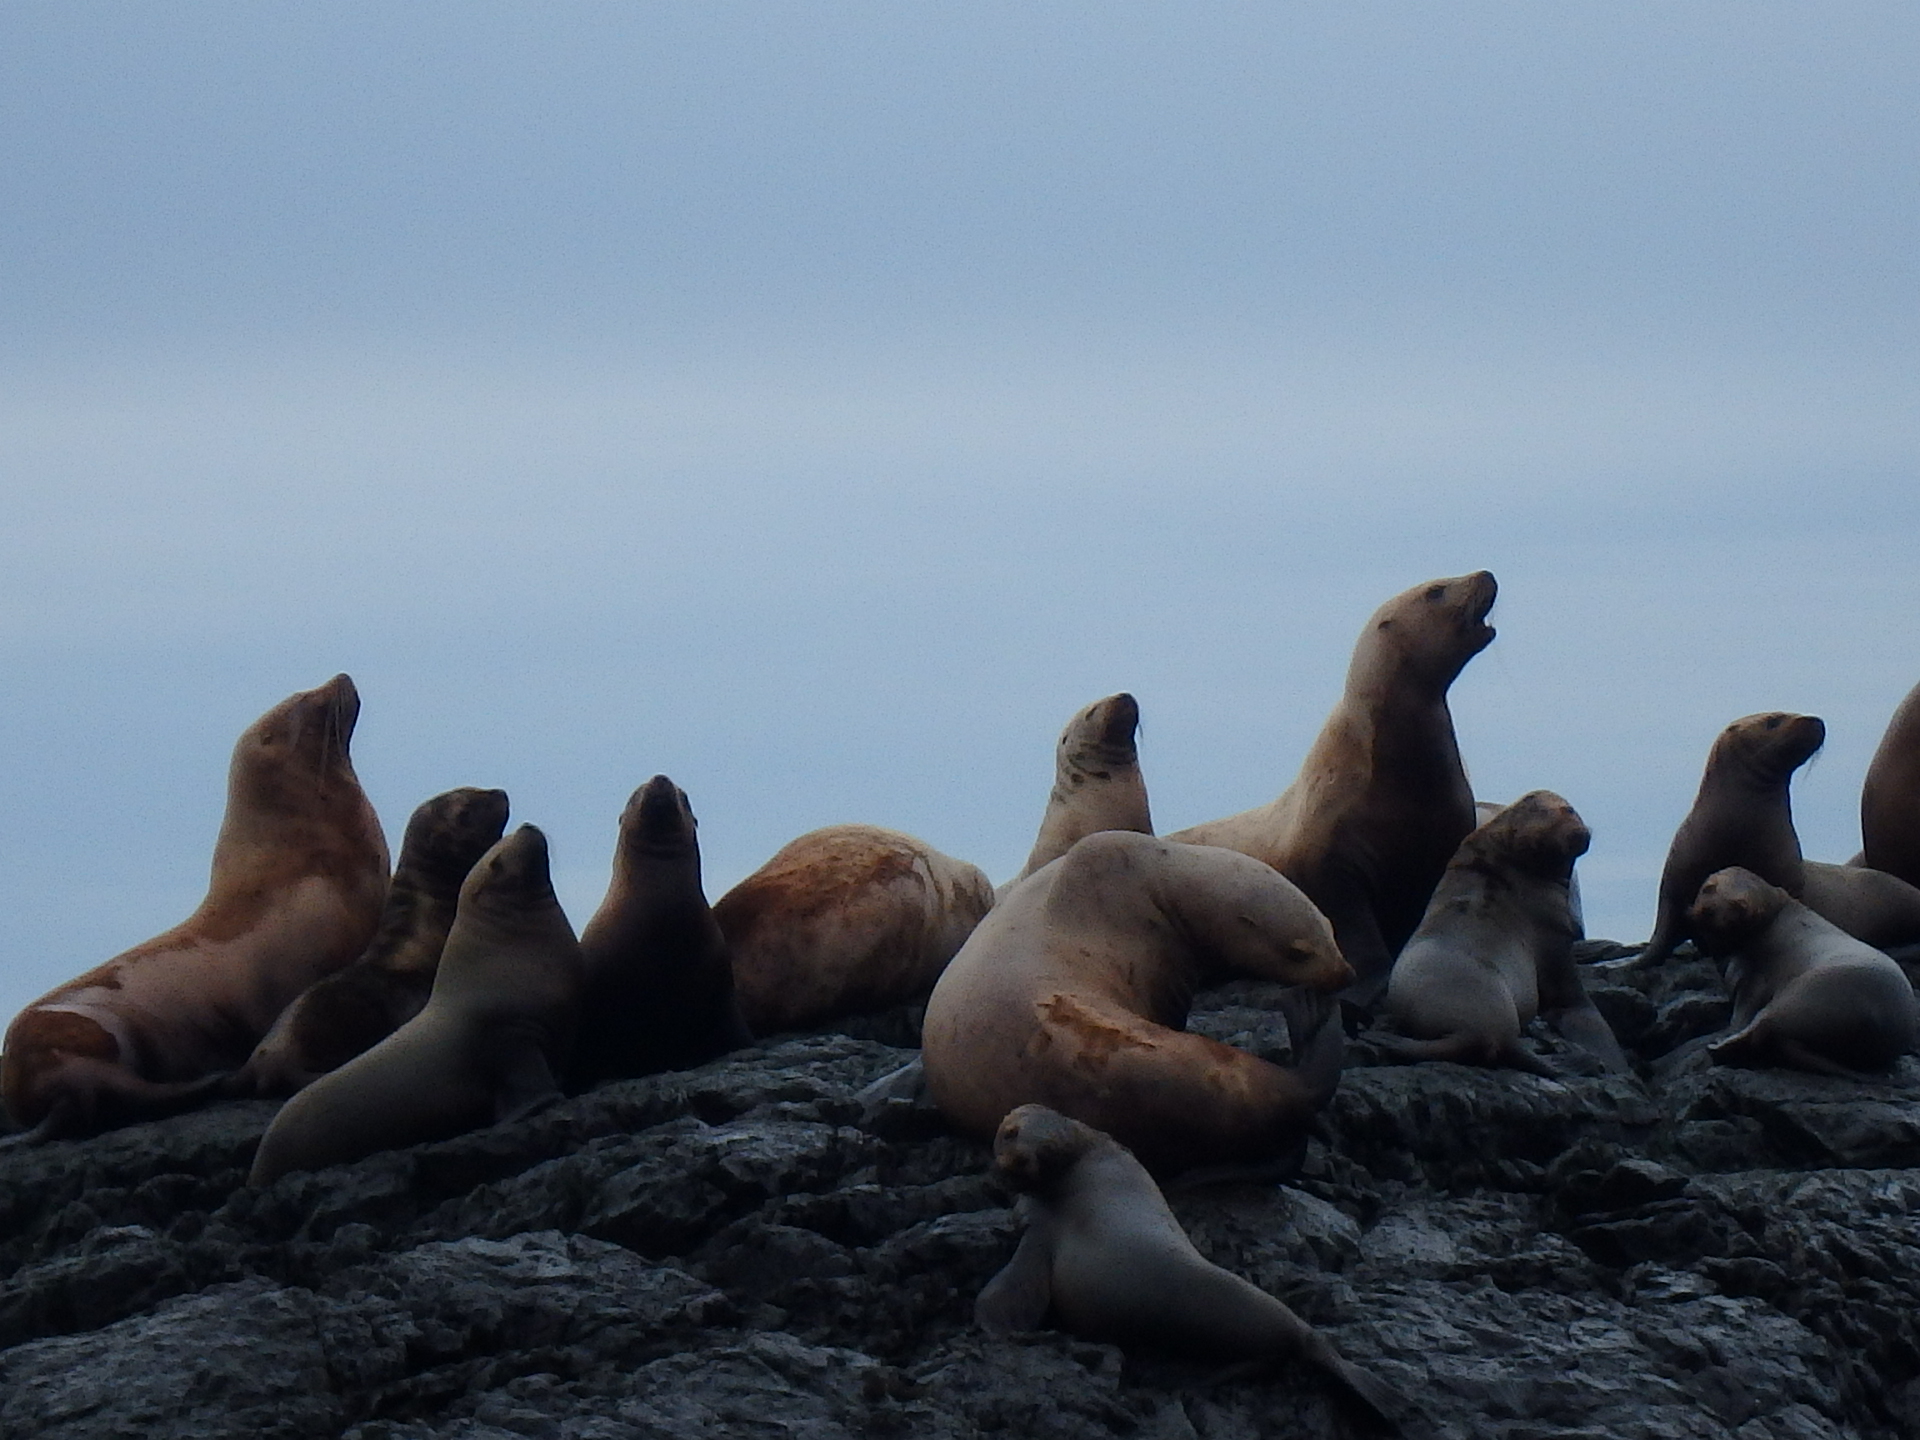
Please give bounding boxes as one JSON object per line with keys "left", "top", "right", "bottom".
{"left": 1059, "top": 692, "right": 1141, "bottom": 779}
{"left": 229, "top": 673, "right": 364, "bottom": 817}
{"left": 1469, "top": 790, "right": 1591, "bottom": 878}
{"left": 1364, "top": 571, "right": 1498, "bottom": 689}
{"left": 991, "top": 1103, "right": 1107, "bottom": 1193}
{"left": 1687, "top": 866, "right": 1789, "bottom": 953}
{"left": 620, "top": 775, "right": 699, "bottom": 856}
{"left": 1713, "top": 713, "right": 1826, "bottom": 785}
{"left": 460, "top": 824, "right": 562, "bottom": 921}
{"left": 403, "top": 787, "right": 511, "bottom": 882}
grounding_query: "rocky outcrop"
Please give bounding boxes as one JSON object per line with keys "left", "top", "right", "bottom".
{"left": 5, "top": 944, "right": 1920, "bottom": 1438}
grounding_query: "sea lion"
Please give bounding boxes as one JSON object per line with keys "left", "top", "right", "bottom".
{"left": 572, "top": 775, "right": 750, "bottom": 1085}
{"left": 249, "top": 824, "right": 583, "bottom": 1186}
{"left": 1381, "top": 791, "right": 1628, "bottom": 1074}
{"left": 2, "top": 674, "right": 389, "bottom": 1144}
{"left": 1001, "top": 692, "right": 1153, "bottom": 897}
{"left": 1861, "top": 679, "right": 1920, "bottom": 887}
{"left": 922, "top": 830, "right": 1352, "bottom": 1173}
{"left": 976, "top": 1104, "right": 1408, "bottom": 1431}
{"left": 222, "top": 786, "right": 510, "bottom": 1097}
{"left": 1169, "top": 571, "right": 1496, "bottom": 1004}
{"left": 714, "top": 824, "right": 995, "bottom": 1035}
{"left": 1639, "top": 712, "right": 1920, "bottom": 962}
{"left": 1688, "top": 866, "right": 1919, "bottom": 1076}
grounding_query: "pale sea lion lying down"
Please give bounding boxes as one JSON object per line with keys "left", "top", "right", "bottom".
{"left": 1689, "top": 866, "right": 1919, "bottom": 1077}
{"left": 977, "top": 1104, "right": 1410, "bottom": 1433}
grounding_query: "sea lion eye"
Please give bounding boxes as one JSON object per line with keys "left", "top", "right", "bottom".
{"left": 1764, "top": 717, "right": 1781, "bottom": 730}
{"left": 1425, "top": 585, "right": 1445, "bottom": 601}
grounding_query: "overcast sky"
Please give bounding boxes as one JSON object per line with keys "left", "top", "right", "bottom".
{"left": 2, "top": 3, "right": 1916, "bottom": 1027}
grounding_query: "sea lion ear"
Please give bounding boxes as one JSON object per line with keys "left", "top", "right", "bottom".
{"left": 974, "top": 1225, "right": 1054, "bottom": 1334}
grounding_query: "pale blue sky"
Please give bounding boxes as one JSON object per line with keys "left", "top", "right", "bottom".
{"left": 2, "top": 4, "right": 1916, "bottom": 1024}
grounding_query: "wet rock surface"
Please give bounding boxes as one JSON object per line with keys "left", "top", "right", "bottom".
{"left": 5, "top": 944, "right": 1920, "bottom": 1438}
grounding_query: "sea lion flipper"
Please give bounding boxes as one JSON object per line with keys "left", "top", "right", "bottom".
{"left": 1309, "top": 1344, "right": 1413, "bottom": 1434}
{"left": 493, "top": 1044, "right": 564, "bottom": 1124}
{"left": 1548, "top": 1001, "right": 1631, "bottom": 1074}
{"left": 975, "top": 1224, "right": 1054, "bottom": 1334}
{"left": 1277, "top": 988, "right": 1345, "bottom": 1109}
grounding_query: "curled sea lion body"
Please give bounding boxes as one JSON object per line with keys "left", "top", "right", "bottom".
{"left": 1383, "top": 792, "right": 1627, "bottom": 1074}
{"left": 224, "top": 786, "right": 510, "bottom": 1097}
{"left": 922, "top": 831, "right": 1352, "bottom": 1172}
{"left": 572, "top": 775, "right": 749, "bottom": 1085}
{"left": 1689, "top": 866, "right": 1918, "bottom": 1076}
{"left": 976, "top": 1104, "right": 1408, "bottom": 1432}
{"left": 1861, "top": 679, "right": 1920, "bottom": 887}
{"left": 1000, "top": 692, "right": 1152, "bottom": 897}
{"left": 1169, "top": 572, "right": 1496, "bottom": 1003}
{"left": 714, "top": 824, "right": 995, "bottom": 1035}
{"left": 3, "top": 675, "right": 389, "bottom": 1143}
{"left": 249, "top": 824, "right": 583, "bottom": 1185}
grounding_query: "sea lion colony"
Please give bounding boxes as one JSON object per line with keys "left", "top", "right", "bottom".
{"left": 4, "top": 572, "right": 1920, "bottom": 1428}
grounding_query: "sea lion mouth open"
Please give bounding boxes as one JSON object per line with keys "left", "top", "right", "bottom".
{"left": 1450, "top": 570, "right": 1498, "bottom": 647}
{"left": 1090, "top": 692, "right": 1141, "bottom": 756}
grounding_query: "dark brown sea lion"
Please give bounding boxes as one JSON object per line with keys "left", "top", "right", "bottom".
{"left": 222, "top": 786, "right": 510, "bottom": 1097}
{"left": 976, "top": 1104, "right": 1409, "bottom": 1432}
{"left": 1688, "top": 866, "right": 1918, "bottom": 1076}
{"left": 249, "top": 824, "right": 583, "bottom": 1185}
{"left": 2, "top": 675, "right": 389, "bottom": 1144}
{"left": 1861, "top": 679, "right": 1920, "bottom": 887}
{"left": 1169, "top": 572, "right": 1496, "bottom": 1004}
{"left": 714, "top": 824, "right": 995, "bottom": 1035}
{"left": 572, "top": 775, "right": 750, "bottom": 1084}
{"left": 922, "top": 830, "right": 1351, "bottom": 1173}
{"left": 1002, "top": 692, "right": 1152, "bottom": 895}
{"left": 1381, "top": 791, "right": 1627, "bottom": 1074}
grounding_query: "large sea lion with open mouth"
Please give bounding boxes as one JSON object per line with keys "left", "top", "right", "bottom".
{"left": 249, "top": 824, "right": 583, "bottom": 1186}
{"left": 222, "top": 786, "right": 510, "bottom": 1097}
{"left": 1381, "top": 791, "right": 1628, "bottom": 1074}
{"left": 715, "top": 824, "right": 995, "bottom": 1035}
{"left": 923, "top": 830, "right": 1351, "bottom": 1173}
{"left": 976, "top": 1104, "right": 1410, "bottom": 1432}
{"left": 572, "top": 775, "right": 750, "bottom": 1084}
{"left": 1688, "top": 866, "right": 1919, "bottom": 1077}
{"left": 1169, "top": 572, "right": 1497, "bottom": 1004}
{"left": 2, "top": 675, "right": 389, "bottom": 1144}
{"left": 1000, "top": 692, "right": 1153, "bottom": 897}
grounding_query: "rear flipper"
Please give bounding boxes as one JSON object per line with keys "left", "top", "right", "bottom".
{"left": 1711, "top": 1024, "right": 1885, "bottom": 1081}
{"left": 1369, "top": 1030, "right": 1556, "bottom": 1078}
{"left": 2, "top": 1061, "right": 233, "bottom": 1146}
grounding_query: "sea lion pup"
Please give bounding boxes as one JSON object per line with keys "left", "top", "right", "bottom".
{"left": 249, "top": 824, "right": 583, "bottom": 1186}
{"left": 977, "top": 1104, "right": 1409, "bottom": 1432}
{"left": 714, "top": 824, "right": 995, "bottom": 1035}
{"left": 223, "top": 786, "right": 511, "bottom": 1097}
{"left": 922, "top": 831, "right": 1352, "bottom": 1173}
{"left": 1169, "top": 571, "right": 1496, "bottom": 1005}
{"left": 1638, "top": 712, "right": 1920, "bottom": 962}
{"left": 2, "top": 674, "right": 389, "bottom": 1144}
{"left": 1001, "top": 692, "right": 1153, "bottom": 896}
{"left": 1381, "top": 791, "right": 1628, "bottom": 1074}
{"left": 1688, "top": 866, "right": 1919, "bottom": 1076}
{"left": 572, "top": 775, "right": 750, "bottom": 1085}
{"left": 1861, "top": 679, "right": 1920, "bottom": 887}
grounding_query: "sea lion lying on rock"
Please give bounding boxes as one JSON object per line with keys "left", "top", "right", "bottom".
{"left": 923, "top": 831, "right": 1351, "bottom": 1173}
{"left": 223, "top": 786, "right": 510, "bottom": 1097}
{"left": 1688, "top": 866, "right": 1919, "bottom": 1076}
{"left": 249, "top": 824, "right": 583, "bottom": 1185}
{"left": 1380, "top": 791, "right": 1628, "bottom": 1074}
{"left": 3, "top": 675, "right": 389, "bottom": 1143}
{"left": 1000, "top": 691, "right": 1153, "bottom": 898}
{"left": 715, "top": 824, "right": 995, "bottom": 1035}
{"left": 1170, "top": 571, "right": 1496, "bottom": 1004}
{"left": 976, "top": 1103, "right": 1409, "bottom": 1432}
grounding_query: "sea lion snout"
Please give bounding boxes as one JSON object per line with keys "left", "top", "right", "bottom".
{"left": 627, "top": 775, "right": 695, "bottom": 847}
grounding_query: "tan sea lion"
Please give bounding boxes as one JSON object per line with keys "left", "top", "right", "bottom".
{"left": 1861, "top": 679, "right": 1920, "bottom": 887}
{"left": 976, "top": 1104, "right": 1408, "bottom": 1432}
{"left": 1688, "top": 866, "right": 1918, "bottom": 1076}
{"left": 1381, "top": 791, "right": 1627, "bottom": 1074}
{"left": 2, "top": 675, "right": 389, "bottom": 1144}
{"left": 1169, "top": 571, "right": 1496, "bottom": 1004}
{"left": 572, "top": 775, "right": 750, "bottom": 1085}
{"left": 1639, "top": 712, "right": 1920, "bottom": 962}
{"left": 714, "top": 824, "right": 995, "bottom": 1035}
{"left": 1001, "top": 692, "right": 1153, "bottom": 897}
{"left": 222, "top": 786, "right": 510, "bottom": 1097}
{"left": 922, "top": 830, "right": 1352, "bottom": 1173}
{"left": 249, "top": 824, "right": 583, "bottom": 1185}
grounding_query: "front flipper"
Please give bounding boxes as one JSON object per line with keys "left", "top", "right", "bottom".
{"left": 974, "top": 1221, "right": 1054, "bottom": 1334}
{"left": 493, "top": 1045, "right": 564, "bottom": 1124}
{"left": 1548, "top": 1002, "right": 1631, "bottom": 1073}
